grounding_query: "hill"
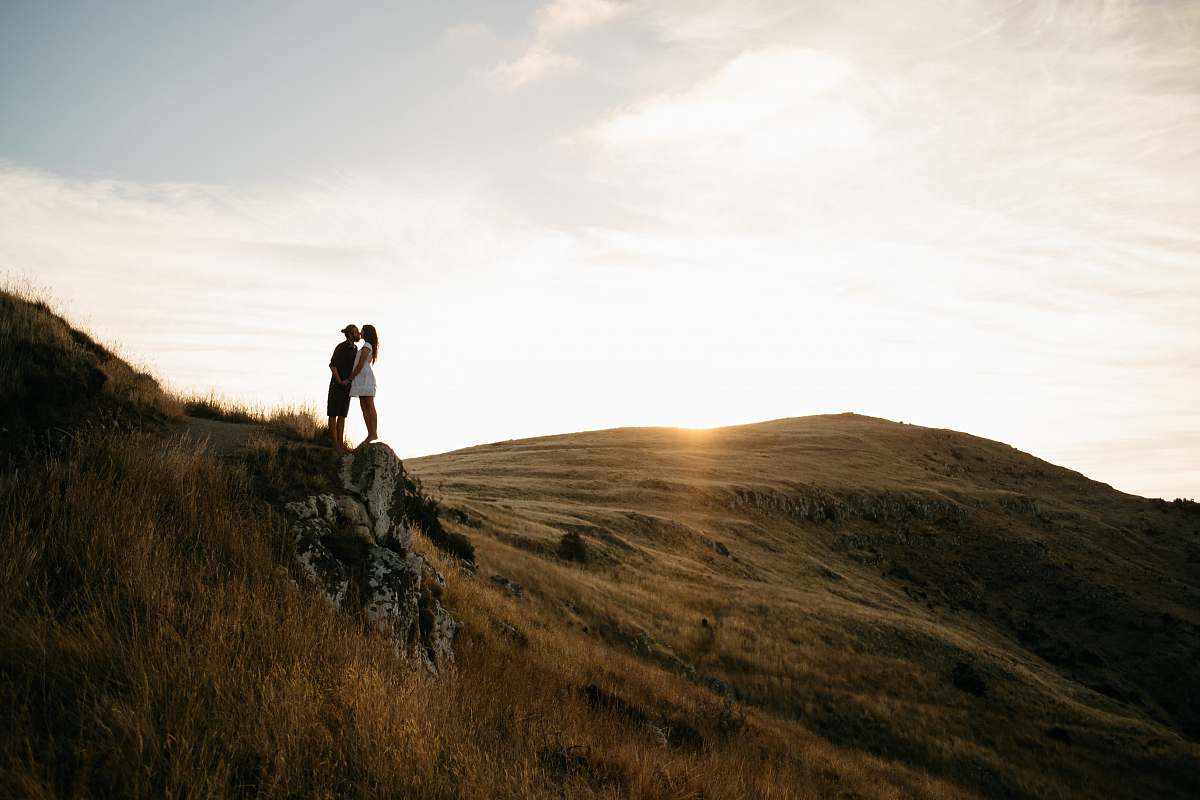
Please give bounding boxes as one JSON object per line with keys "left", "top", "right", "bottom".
{"left": 0, "top": 287, "right": 178, "bottom": 462}
{"left": 410, "top": 416, "right": 1200, "bottom": 797}
{"left": 2, "top": 285, "right": 1197, "bottom": 798}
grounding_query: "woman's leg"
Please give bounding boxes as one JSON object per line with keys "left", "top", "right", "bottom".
{"left": 361, "top": 396, "right": 378, "bottom": 443}
{"left": 357, "top": 397, "right": 371, "bottom": 445}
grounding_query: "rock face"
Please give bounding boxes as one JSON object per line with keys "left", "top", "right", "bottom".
{"left": 286, "top": 443, "right": 457, "bottom": 672}
{"left": 292, "top": 531, "right": 350, "bottom": 610}
{"left": 363, "top": 546, "right": 423, "bottom": 641}
{"left": 340, "top": 442, "right": 412, "bottom": 549}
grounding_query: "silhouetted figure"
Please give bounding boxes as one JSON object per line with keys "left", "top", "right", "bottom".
{"left": 327, "top": 324, "right": 359, "bottom": 452}
{"left": 348, "top": 323, "right": 379, "bottom": 446}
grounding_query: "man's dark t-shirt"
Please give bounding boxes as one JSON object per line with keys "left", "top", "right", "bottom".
{"left": 329, "top": 341, "right": 357, "bottom": 387}
{"left": 327, "top": 340, "right": 357, "bottom": 418}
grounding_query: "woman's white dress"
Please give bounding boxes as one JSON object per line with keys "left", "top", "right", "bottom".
{"left": 349, "top": 341, "right": 376, "bottom": 397}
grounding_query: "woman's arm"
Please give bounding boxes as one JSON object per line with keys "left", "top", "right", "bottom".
{"left": 348, "top": 348, "right": 369, "bottom": 380}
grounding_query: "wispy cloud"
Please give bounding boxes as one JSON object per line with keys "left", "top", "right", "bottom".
{"left": 489, "top": 45, "right": 580, "bottom": 90}
{"left": 535, "top": 0, "right": 625, "bottom": 37}
{"left": 489, "top": 0, "right": 625, "bottom": 90}
{"left": 591, "top": 47, "right": 868, "bottom": 158}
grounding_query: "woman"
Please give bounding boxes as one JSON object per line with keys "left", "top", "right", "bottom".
{"left": 347, "top": 323, "right": 379, "bottom": 446}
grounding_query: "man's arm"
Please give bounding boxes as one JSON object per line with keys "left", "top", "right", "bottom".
{"left": 330, "top": 346, "right": 348, "bottom": 384}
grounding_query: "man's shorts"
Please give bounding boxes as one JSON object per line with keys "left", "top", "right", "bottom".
{"left": 327, "top": 383, "right": 351, "bottom": 418}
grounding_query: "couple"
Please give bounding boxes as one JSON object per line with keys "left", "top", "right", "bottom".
{"left": 327, "top": 323, "right": 380, "bottom": 452}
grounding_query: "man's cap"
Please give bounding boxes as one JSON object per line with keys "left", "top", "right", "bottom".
{"left": 341, "top": 324, "right": 359, "bottom": 334}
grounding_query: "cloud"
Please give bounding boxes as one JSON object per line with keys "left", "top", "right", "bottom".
{"left": 489, "top": 45, "right": 580, "bottom": 90}
{"left": 535, "top": 0, "right": 625, "bottom": 37}
{"left": 0, "top": 163, "right": 554, "bottom": 361}
{"left": 590, "top": 47, "right": 868, "bottom": 158}
{"left": 489, "top": 0, "right": 625, "bottom": 90}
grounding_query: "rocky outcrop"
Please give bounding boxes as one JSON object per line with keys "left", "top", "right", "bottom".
{"left": 339, "top": 442, "right": 412, "bottom": 550}
{"left": 292, "top": 531, "right": 350, "bottom": 609}
{"left": 285, "top": 443, "right": 457, "bottom": 672}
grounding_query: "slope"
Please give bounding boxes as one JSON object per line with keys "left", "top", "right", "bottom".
{"left": 409, "top": 415, "right": 1200, "bottom": 798}
{"left": 2, "top": 287, "right": 989, "bottom": 798}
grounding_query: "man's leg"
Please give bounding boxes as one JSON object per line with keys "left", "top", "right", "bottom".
{"left": 329, "top": 416, "right": 339, "bottom": 448}
{"left": 337, "top": 416, "right": 347, "bottom": 449}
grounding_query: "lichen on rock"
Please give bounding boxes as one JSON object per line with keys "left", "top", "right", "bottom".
{"left": 286, "top": 442, "right": 458, "bottom": 672}
{"left": 340, "top": 443, "right": 405, "bottom": 544}
{"left": 363, "top": 545, "right": 424, "bottom": 643}
{"left": 293, "top": 530, "right": 350, "bottom": 610}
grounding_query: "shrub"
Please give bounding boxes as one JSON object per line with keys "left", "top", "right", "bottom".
{"left": 951, "top": 660, "right": 987, "bottom": 696}
{"left": 400, "top": 470, "right": 475, "bottom": 562}
{"left": 558, "top": 530, "right": 589, "bottom": 563}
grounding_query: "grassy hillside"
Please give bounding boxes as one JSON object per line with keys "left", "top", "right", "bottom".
{"left": 2, "top": 288, "right": 976, "bottom": 798}
{"left": 0, "top": 287, "right": 179, "bottom": 461}
{"left": 2, "top": 285, "right": 1196, "bottom": 798}
{"left": 409, "top": 418, "right": 1200, "bottom": 798}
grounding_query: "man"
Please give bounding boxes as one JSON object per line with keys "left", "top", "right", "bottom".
{"left": 328, "top": 324, "right": 360, "bottom": 451}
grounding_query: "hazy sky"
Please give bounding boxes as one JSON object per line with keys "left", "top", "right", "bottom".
{"left": 2, "top": 0, "right": 1197, "bottom": 499}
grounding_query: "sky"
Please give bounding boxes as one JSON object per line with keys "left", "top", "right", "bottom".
{"left": 1, "top": 0, "right": 1197, "bottom": 499}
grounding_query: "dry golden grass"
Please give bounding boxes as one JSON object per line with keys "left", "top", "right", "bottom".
{"left": 182, "top": 390, "right": 326, "bottom": 444}
{"left": 0, "top": 283, "right": 181, "bottom": 437}
{"left": 409, "top": 420, "right": 1200, "bottom": 799}
{"left": 0, "top": 429, "right": 980, "bottom": 799}
{"left": 4, "top": 285, "right": 1196, "bottom": 798}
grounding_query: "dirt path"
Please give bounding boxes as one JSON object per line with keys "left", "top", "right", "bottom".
{"left": 177, "top": 415, "right": 267, "bottom": 458}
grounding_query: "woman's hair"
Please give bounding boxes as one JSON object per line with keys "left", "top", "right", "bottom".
{"left": 361, "top": 324, "right": 379, "bottom": 363}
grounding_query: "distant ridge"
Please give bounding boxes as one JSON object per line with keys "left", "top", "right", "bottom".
{"left": 412, "top": 412, "right": 1200, "bottom": 797}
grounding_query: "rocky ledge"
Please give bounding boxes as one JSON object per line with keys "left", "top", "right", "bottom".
{"left": 286, "top": 443, "right": 458, "bottom": 673}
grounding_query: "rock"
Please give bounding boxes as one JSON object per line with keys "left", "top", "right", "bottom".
{"left": 287, "top": 492, "right": 376, "bottom": 553}
{"left": 340, "top": 443, "right": 408, "bottom": 548}
{"left": 293, "top": 530, "right": 349, "bottom": 610}
{"left": 330, "top": 495, "right": 375, "bottom": 547}
{"left": 422, "top": 597, "right": 459, "bottom": 670}
{"left": 362, "top": 546, "right": 424, "bottom": 648}
{"left": 335, "top": 494, "right": 371, "bottom": 527}
{"left": 378, "top": 518, "right": 412, "bottom": 553}
{"left": 703, "top": 675, "right": 732, "bottom": 698}
{"left": 424, "top": 563, "right": 447, "bottom": 591}
{"left": 489, "top": 574, "right": 524, "bottom": 598}
{"left": 283, "top": 443, "right": 459, "bottom": 671}
{"left": 286, "top": 493, "right": 337, "bottom": 522}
